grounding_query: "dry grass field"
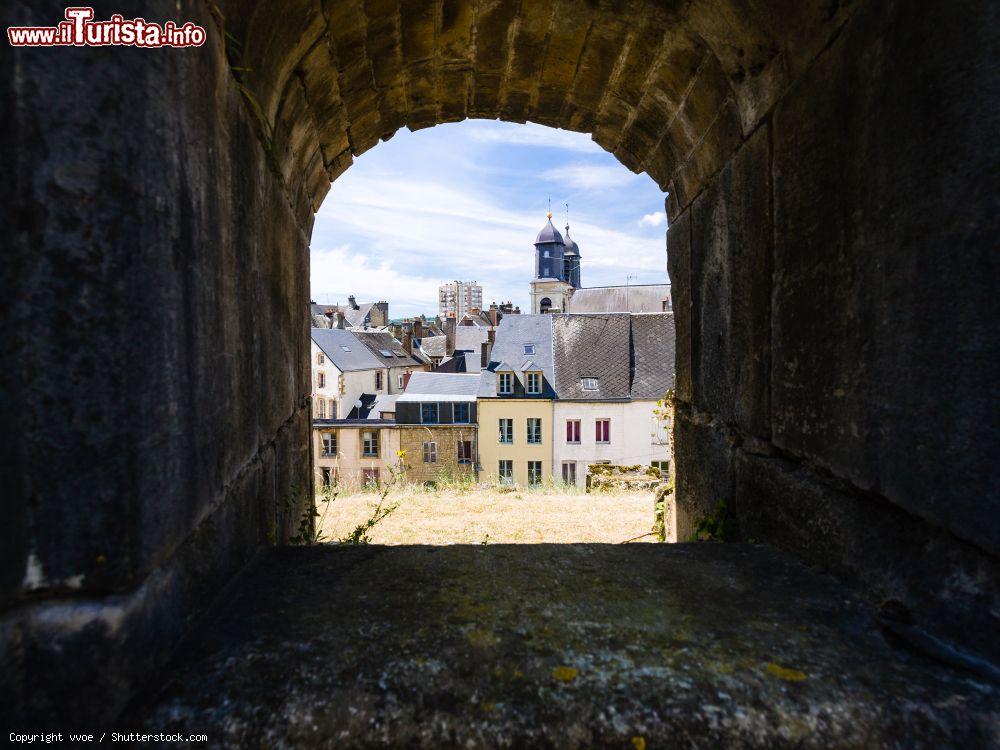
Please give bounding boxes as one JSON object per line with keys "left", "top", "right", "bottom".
{"left": 316, "top": 484, "right": 659, "bottom": 545}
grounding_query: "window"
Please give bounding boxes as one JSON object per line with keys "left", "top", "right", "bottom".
{"left": 651, "top": 460, "right": 670, "bottom": 479}
{"left": 581, "top": 377, "right": 598, "bottom": 391}
{"left": 498, "top": 460, "right": 513, "bottom": 485}
{"left": 457, "top": 440, "right": 472, "bottom": 465}
{"left": 397, "top": 374, "right": 404, "bottom": 389}
{"left": 566, "top": 419, "right": 581, "bottom": 444}
{"left": 321, "top": 467, "right": 332, "bottom": 487}
{"left": 328, "top": 400, "right": 337, "bottom": 419}
{"left": 528, "top": 461, "right": 542, "bottom": 486}
{"left": 341, "top": 345, "right": 351, "bottom": 352}
{"left": 317, "top": 371, "right": 326, "bottom": 389}
{"left": 562, "top": 462, "right": 577, "bottom": 485}
{"left": 527, "top": 418, "right": 542, "bottom": 444}
{"left": 453, "top": 402, "right": 470, "bottom": 423}
{"left": 316, "top": 353, "right": 325, "bottom": 365}
{"left": 322, "top": 432, "right": 337, "bottom": 457}
{"left": 526, "top": 371, "right": 542, "bottom": 394}
{"left": 376, "top": 371, "right": 383, "bottom": 390}
{"left": 422, "top": 441, "right": 437, "bottom": 463}
{"left": 498, "top": 372, "right": 513, "bottom": 394}
{"left": 421, "top": 402, "right": 439, "bottom": 424}
{"left": 523, "top": 344, "right": 535, "bottom": 355}
{"left": 499, "top": 418, "right": 513, "bottom": 444}
{"left": 596, "top": 419, "right": 611, "bottom": 443}
{"left": 317, "top": 399, "right": 326, "bottom": 419}
{"left": 362, "top": 430, "right": 379, "bottom": 457}
{"left": 362, "top": 468, "right": 379, "bottom": 487}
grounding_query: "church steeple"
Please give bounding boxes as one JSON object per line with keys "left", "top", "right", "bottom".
{"left": 534, "top": 212, "right": 565, "bottom": 281}
{"left": 562, "top": 205, "right": 582, "bottom": 289}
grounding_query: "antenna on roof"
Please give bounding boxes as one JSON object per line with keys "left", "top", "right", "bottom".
{"left": 565, "top": 202, "right": 570, "bottom": 232}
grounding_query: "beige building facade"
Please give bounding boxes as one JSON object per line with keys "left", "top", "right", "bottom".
{"left": 477, "top": 398, "right": 553, "bottom": 486}
{"left": 313, "top": 422, "right": 401, "bottom": 491}
{"left": 398, "top": 424, "right": 477, "bottom": 484}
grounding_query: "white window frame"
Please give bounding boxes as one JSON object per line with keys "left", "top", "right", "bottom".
{"left": 498, "top": 459, "right": 513, "bottom": 485}
{"left": 527, "top": 460, "right": 543, "bottom": 486}
{"left": 362, "top": 431, "right": 379, "bottom": 457}
{"left": 526, "top": 371, "right": 542, "bottom": 394}
{"left": 581, "top": 377, "right": 598, "bottom": 391}
{"left": 527, "top": 417, "right": 542, "bottom": 444}
{"left": 596, "top": 418, "right": 611, "bottom": 444}
{"left": 562, "top": 461, "right": 577, "bottom": 485}
{"left": 397, "top": 374, "right": 404, "bottom": 389}
{"left": 499, "top": 418, "right": 513, "bottom": 444}
{"left": 566, "top": 419, "right": 581, "bottom": 444}
{"left": 322, "top": 431, "right": 337, "bottom": 457}
{"left": 498, "top": 372, "right": 514, "bottom": 395}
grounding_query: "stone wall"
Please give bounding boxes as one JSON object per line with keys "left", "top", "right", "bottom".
{"left": 0, "top": 0, "right": 312, "bottom": 725}
{"left": 398, "top": 425, "right": 477, "bottom": 484}
{"left": 667, "top": 0, "right": 999, "bottom": 662}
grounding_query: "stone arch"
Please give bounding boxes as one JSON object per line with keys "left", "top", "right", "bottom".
{"left": 2, "top": 0, "right": 996, "bottom": 725}
{"left": 539, "top": 297, "right": 553, "bottom": 313}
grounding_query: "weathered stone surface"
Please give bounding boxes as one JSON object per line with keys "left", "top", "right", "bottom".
{"left": 126, "top": 545, "right": 998, "bottom": 748}
{"left": 1, "top": 0, "right": 311, "bottom": 723}
{"left": 734, "top": 450, "right": 1000, "bottom": 666}
{"left": 673, "top": 410, "right": 735, "bottom": 539}
{"left": 771, "top": 0, "right": 1000, "bottom": 554}
{"left": 690, "top": 125, "right": 771, "bottom": 437}
{"left": 665, "top": 207, "right": 692, "bottom": 403}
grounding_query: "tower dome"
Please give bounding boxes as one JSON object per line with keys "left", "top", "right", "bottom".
{"left": 533, "top": 213, "right": 565, "bottom": 281}
{"left": 535, "top": 216, "right": 564, "bottom": 245}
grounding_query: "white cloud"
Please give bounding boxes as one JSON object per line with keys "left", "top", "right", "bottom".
{"left": 463, "top": 121, "right": 604, "bottom": 154}
{"left": 539, "top": 163, "right": 640, "bottom": 190}
{"left": 639, "top": 211, "right": 667, "bottom": 228}
{"left": 310, "top": 245, "right": 441, "bottom": 311}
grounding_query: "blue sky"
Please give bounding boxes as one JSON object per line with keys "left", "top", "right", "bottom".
{"left": 311, "top": 120, "right": 668, "bottom": 319}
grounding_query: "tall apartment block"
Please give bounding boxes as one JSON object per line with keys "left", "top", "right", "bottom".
{"left": 438, "top": 280, "right": 483, "bottom": 319}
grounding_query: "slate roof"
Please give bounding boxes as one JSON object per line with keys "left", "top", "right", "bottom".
{"left": 630, "top": 313, "right": 675, "bottom": 398}
{"left": 552, "top": 314, "right": 633, "bottom": 400}
{"left": 568, "top": 284, "right": 671, "bottom": 314}
{"left": 420, "top": 335, "right": 448, "bottom": 358}
{"left": 550, "top": 312, "right": 675, "bottom": 400}
{"left": 535, "top": 218, "right": 564, "bottom": 245}
{"left": 312, "top": 328, "right": 384, "bottom": 371}
{"left": 398, "top": 372, "right": 481, "bottom": 402}
{"left": 368, "top": 394, "right": 399, "bottom": 419}
{"left": 310, "top": 300, "right": 376, "bottom": 328}
{"left": 478, "top": 315, "right": 555, "bottom": 398}
{"left": 346, "top": 393, "right": 378, "bottom": 419}
{"left": 353, "top": 331, "right": 427, "bottom": 368}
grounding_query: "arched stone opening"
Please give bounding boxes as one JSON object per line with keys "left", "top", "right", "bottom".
{"left": 2, "top": 0, "right": 996, "bottom": 726}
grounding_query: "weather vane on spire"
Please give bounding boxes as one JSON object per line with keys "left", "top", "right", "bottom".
{"left": 547, "top": 196, "right": 552, "bottom": 219}
{"left": 565, "top": 202, "right": 570, "bottom": 232}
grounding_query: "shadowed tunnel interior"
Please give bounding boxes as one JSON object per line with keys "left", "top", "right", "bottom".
{"left": 1, "top": 0, "right": 997, "bottom": 736}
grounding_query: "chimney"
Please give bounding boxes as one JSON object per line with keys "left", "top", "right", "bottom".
{"left": 487, "top": 302, "right": 499, "bottom": 326}
{"left": 348, "top": 294, "right": 359, "bottom": 310}
{"left": 401, "top": 322, "right": 414, "bottom": 355}
{"left": 483, "top": 339, "right": 494, "bottom": 367}
{"left": 412, "top": 318, "right": 423, "bottom": 339}
{"left": 334, "top": 311, "right": 346, "bottom": 329}
{"left": 402, "top": 371, "right": 413, "bottom": 390}
{"left": 443, "top": 317, "right": 456, "bottom": 356}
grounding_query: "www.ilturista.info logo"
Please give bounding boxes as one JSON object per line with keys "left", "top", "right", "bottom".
{"left": 7, "top": 7, "right": 207, "bottom": 47}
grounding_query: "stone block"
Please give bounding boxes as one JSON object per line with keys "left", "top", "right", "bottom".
{"left": 735, "top": 450, "right": 1000, "bottom": 665}
{"left": 690, "top": 125, "right": 771, "bottom": 437}
{"left": 771, "top": 0, "right": 1000, "bottom": 553}
{"left": 674, "top": 410, "right": 735, "bottom": 540}
{"left": 666, "top": 208, "right": 692, "bottom": 403}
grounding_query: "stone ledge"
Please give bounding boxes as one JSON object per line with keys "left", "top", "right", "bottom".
{"left": 126, "top": 544, "right": 996, "bottom": 748}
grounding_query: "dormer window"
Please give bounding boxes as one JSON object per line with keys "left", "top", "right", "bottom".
{"left": 498, "top": 372, "right": 514, "bottom": 395}
{"left": 526, "top": 371, "right": 542, "bottom": 394}
{"left": 582, "top": 377, "right": 598, "bottom": 391}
